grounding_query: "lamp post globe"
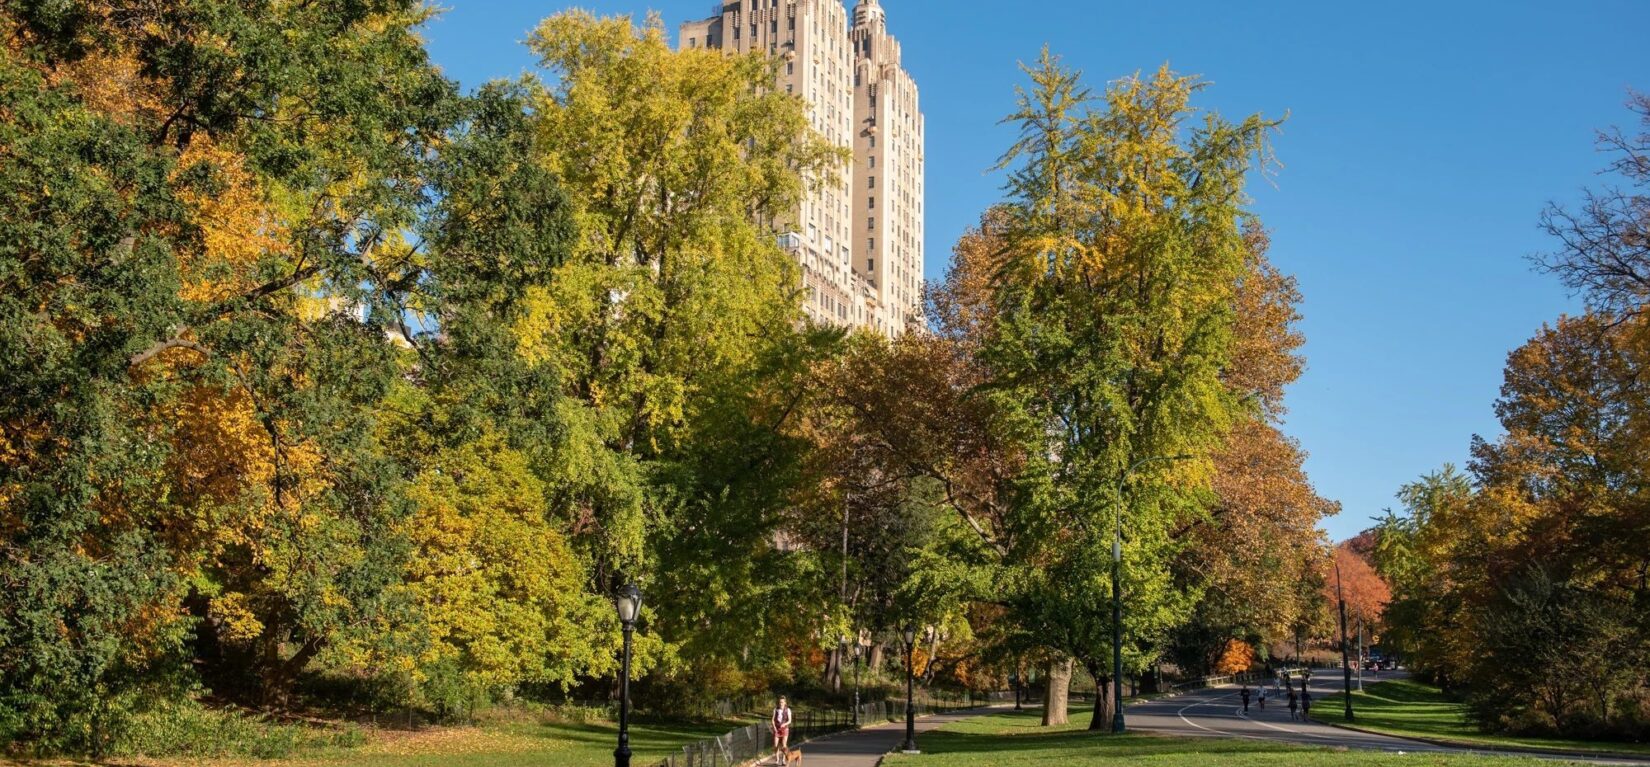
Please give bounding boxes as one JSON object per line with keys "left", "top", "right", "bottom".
{"left": 900, "top": 625, "right": 919, "bottom": 753}
{"left": 613, "top": 583, "right": 643, "bottom": 767}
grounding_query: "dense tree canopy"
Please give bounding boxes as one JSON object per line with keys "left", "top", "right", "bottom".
{"left": 0, "top": 4, "right": 1341, "bottom": 758}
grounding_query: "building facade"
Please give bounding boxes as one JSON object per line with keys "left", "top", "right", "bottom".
{"left": 681, "top": 0, "right": 924, "bottom": 335}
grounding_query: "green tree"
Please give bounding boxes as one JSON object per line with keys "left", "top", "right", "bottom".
{"left": 1, "top": 0, "right": 458, "bottom": 745}
{"left": 987, "top": 52, "right": 1279, "bottom": 729}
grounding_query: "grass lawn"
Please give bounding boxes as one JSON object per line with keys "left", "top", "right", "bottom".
{"left": 879, "top": 706, "right": 1584, "bottom": 767}
{"left": 0, "top": 716, "right": 742, "bottom": 767}
{"left": 1315, "top": 678, "right": 1650, "bottom": 757}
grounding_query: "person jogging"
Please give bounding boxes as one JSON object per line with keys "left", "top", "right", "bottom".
{"left": 771, "top": 695, "right": 793, "bottom": 762}
{"left": 1300, "top": 690, "right": 1313, "bottom": 720}
{"left": 1287, "top": 689, "right": 1299, "bottom": 720}
{"left": 1239, "top": 685, "right": 1251, "bottom": 713}
{"left": 1258, "top": 683, "right": 1267, "bottom": 710}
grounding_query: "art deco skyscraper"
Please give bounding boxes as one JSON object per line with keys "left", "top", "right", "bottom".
{"left": 681, "top": 0, "right": 924, "bottom": 335}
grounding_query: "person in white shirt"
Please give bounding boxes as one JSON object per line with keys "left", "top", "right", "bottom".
{"left": 772, "top": 695, "right": 794, "bottom": 762}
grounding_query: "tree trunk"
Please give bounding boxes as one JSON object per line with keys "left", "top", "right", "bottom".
{"left": 826, "top": 646, "right": 842, "bottom": 692}
{"left": 1089, "top": 674, "right": 1111, "bottom": 731}
{"left": 1042, "top": 656, "right": 1073, "bottom": 726}
{"left": 869, "top": 642, "right": 885, "bottom": 672}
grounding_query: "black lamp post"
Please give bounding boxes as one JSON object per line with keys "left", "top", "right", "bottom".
{"left": 851, "top": 637, "right": 863, "bottom": 725}
{"left": 1335, "top": 557, "right": 1354, "bottom": 721}
{"left": 900, "top": 625, "right": 919, "bottom": 753}
{"left": 614, "top": 583, "right": 643, "bottom": 767}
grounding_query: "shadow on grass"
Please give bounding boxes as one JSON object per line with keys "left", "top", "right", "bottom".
{"left": 899, "top": 708, "right": 1305, "bottom": 763}
{"left": 499, "top": 717, "right": 742, "bottom": 749}
{"left": 1357, "top": 678, "right": 1459, "bottom": 704}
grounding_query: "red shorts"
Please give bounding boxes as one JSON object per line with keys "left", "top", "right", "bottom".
{"left": 774, "top": 726, "right": 790, "bottom": 740}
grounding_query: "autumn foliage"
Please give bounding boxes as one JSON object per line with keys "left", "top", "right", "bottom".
{"left": 1371, "top": 96, "right": 1650, "bottom": 740}
{"left": 1215, "top": 640, "right": 1257, "bottom": 675}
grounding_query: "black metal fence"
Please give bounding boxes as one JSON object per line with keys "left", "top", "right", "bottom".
{"left": 648, "top": 692, "right": 988, "bottom": 767}
{"left": 649, "top": 709, "right": 854, "bottom": 767}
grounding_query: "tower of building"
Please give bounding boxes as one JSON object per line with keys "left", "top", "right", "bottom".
{"left": 681, "top": 0, "right": 924, "bottom": 335}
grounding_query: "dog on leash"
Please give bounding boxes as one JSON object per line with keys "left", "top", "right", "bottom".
{"left": 768, "top": 747, "right": 802, "bottom": 765}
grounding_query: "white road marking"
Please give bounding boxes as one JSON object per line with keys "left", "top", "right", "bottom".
{"left": 1169, "top": 690, "right": 1275, "bottom": 743}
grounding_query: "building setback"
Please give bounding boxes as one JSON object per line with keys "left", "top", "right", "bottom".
{"left": 681, "top": 0, "right": 924, "bottom": 335}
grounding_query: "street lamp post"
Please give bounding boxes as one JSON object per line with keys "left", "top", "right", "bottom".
{"left": 851, "top": 639, "right": 863, "bottom": 725}
{"left": 1357, "top": 621, "right": 1365, "bottom": 691}
{"left": 1112, "top": 454, "right": 1192, "bottom": 734}
{"left": 900, "top": 625, "right": 919, "bottom": 753}
{"left": 1334, "top": 559, "right": 1354, "bottom": 721}
{"left": 613, "top": 583, "right": 643, "bottom": 767}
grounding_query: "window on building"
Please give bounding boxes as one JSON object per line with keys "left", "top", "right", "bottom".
{"left": 867, "top": 217, "right": 875, "bottom": 230}
{"left": 868, "top": 258, "right": 875, "bottom": 271}
{"left": 869, "top": 156, "right": 876, "bottom": 168}
{"left": 868, "top": 237, "right": 874, "bottom": 251}
{"left": 787, "top": 62, "right": 793, "bottom": 75}
{"left": 868, "top": 197, "right": 875, "bottom": 209}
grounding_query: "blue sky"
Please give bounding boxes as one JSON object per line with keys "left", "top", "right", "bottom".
{"left": 422, "top": 1, "right": 1650, "bottom": 541}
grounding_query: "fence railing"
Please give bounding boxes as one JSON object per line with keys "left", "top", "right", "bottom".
{"left": 1170, "top": 666, "right": 1308, "bottom": 693}
{"left": 649, "top": 692, "right": 989, "bottom": 767}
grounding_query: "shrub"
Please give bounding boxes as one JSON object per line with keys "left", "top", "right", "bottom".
{"left": 110, "top": 701, "right": 363, "bottom": 760}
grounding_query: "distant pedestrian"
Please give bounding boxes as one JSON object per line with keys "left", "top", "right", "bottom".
{"left": 1239, "top": 685, "right": 1251, "bottom": 713}
{"left": 1300, "top": 690, "right": 1313, "bottom": 720}
{"left": 1257, "top": 684, "right": 1267, "bottom": 710}
{"left": 1287, "top": 689, "right": 1298, "bottom": 720}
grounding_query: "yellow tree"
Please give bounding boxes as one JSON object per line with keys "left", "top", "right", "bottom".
{"left": 512, "top": 10, "right": 846, "bottom": 691}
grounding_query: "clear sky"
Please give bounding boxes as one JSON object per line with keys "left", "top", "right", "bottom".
{"left": 422, "top": 1, "right": 1650, "bottom": 541}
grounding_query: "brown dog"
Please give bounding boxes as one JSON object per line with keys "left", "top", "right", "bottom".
{"left": 782, "top": 747, "right": 803, "bottom": 765}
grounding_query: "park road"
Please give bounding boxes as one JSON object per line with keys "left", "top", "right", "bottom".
{"left": 1127, "top": 671, "right": 1650, "bottom": 765}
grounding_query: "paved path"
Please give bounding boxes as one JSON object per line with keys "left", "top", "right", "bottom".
{"left": 768, "top": 707, "right": 996, "bottom": 767}
{"left": 1127, "top": 672, "right": 1650, "bottom": 765}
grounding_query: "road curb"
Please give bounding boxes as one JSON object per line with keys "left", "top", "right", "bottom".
{"left": 1306, "top": 716, "right": 1650, "bottom": 763}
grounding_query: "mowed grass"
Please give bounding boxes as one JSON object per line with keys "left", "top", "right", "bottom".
{"left": 1316, "top": 678, "right": 1650, "bottom": 757}
{"left": 879, "top": 706, "right": 1587, "bottom": 767}
{"left": 0, "top": 716, "right": 741, "bottom": 767}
